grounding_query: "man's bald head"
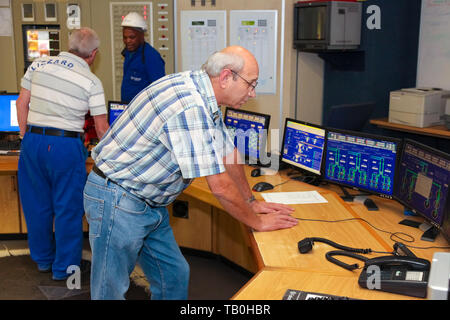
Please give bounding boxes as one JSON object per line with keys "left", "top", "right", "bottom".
{"left": 202, "top": 46, "right": 259, "bottom": 77}
{"left": 202, "top": 46, "right": 259, "bottom": 109}
{"left": 220, "top": 46, "right": 258, "bottom": 71}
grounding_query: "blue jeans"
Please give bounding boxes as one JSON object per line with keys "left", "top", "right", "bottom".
{"left": 83, "top": 171, "right": 189, "bottom": 300}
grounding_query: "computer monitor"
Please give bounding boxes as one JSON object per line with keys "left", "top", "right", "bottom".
{"left": 224, "top": 107, "right": 270, "bottom": 166}
{"left": 323, "top": 128, "right": 401, "bottom": 201}
{"left": 22, "top": 25, "right": 60, "bottom": 71}
{"left": 281, "top": 118, "right": 326, "bottom": 181}
{"left": 394, "top": 139, "right": 450, "bottom": 242}
{"left": 107, "top": 101, "right": 128, "bottom": 125}
{"left": 0, "top": 93, "right": 20, "bottom": 133}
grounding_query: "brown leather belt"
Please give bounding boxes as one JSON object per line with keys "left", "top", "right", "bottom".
{"left": 92, "top": 164, "right": 108, "bottom": 180}
{"left": 92, "top": 164, "right": 157, "bottom": 208}
{"left": 27, "top": 125, "right": 81, "bottom": 138}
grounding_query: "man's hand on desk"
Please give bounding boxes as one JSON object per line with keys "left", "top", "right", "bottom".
{"left": 251, "top": 200, "right": 298, "bottom": 232}
{"left": 254, "top": 212, "right": 298, "bottom": 232}
{"left": 250, "top": 200, "right": 295, "bottom": 215}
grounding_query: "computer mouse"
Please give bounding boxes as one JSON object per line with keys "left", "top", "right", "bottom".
{"left": 251, "top": 168, "right": 261, "bottom": 177}
{"left": 252, "top": 182, "right": 274, "bottom": 192}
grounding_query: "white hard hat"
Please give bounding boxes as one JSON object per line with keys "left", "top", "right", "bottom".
{"left": 121, "top": 12, "right": 147, "bottom": 32}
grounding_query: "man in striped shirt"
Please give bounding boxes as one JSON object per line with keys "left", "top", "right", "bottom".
{"left": 84, "top": 46, "right": 298, "bottom": 300}
{"left": 16, "top": 28, "right": 109, "bottom": 281}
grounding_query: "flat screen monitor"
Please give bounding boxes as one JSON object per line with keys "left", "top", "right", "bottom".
{"left": 108, "top": 101, "right": 128, "bottom": 125}
{"left": 0, "top": 93, "right": 20, "bottom": 133}
{"left": 323, "top": 129, "right": 401, "bottom": 199}
{"left": 224, "top": 107, "right": 270, "bottom": 165}
{"left": 394, "top": 139, "right": 450, "bottom": 234}
{"left": 281, "top": 118, "right": 325, "bottom": 176}
{"left": 22, "top": 24, "right": 60, "bottom": 70}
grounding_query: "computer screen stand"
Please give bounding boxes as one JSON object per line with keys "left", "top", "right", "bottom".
{"left": 339, "top": 185, "right": 354, "bottom": 202}
{"left": 291, "top": 175, "right": 321, "bottom": 186}
{"left": 420, "top": 222, "right": 439, "bottom": 242}
{"left": 353, "top": 195, "right": 379, "bottom": 211}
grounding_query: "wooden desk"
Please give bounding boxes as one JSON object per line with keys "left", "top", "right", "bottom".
{"left": 0, "top": 155, "right": 94, "bottom": 234}
{"left": 0, "top": 155, "right": 94, "bottom": 172}
{"left": 186, "top": 167, "right": 449, "bottom": 268}
{"left": 0, "top": 155, "right": 19, "bottom": 172}
{"left": 232, "top": 268, "right": 421, "bottom": 300}
{"left": 370, "top": 118, "right": 450, "bottom": 139}
{"left": 184, "top": 166, "right": 449, "bottom": 299}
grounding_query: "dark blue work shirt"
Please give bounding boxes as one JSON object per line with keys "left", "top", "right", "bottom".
{"left": 121, "top": 42, "right": 165, "bottom": 103}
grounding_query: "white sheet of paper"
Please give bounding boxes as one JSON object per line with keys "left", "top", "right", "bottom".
{"left": 261, "top": 191, "right": 328, "bottom": 204}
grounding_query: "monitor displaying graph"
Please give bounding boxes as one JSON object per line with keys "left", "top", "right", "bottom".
{"left": 324, "top": 129, "right": 401, "bottom": 198}
{"left": 224, "top": 107, "right": 270, "bottom": 164}
{"left": 394, "top": 139, "right": 450, "bottom": 228}
{"left": 281, "top": 118, "right": 325, "bottom": 175}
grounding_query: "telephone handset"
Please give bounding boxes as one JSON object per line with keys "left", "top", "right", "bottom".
{"left": 358, "top": 255, "right": 430, "bottom": 298}
{"left": 364, "top": 255, "right": 430, "bottom": 270}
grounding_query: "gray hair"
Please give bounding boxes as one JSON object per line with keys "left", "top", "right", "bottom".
{"left": 201, "top": 51, "right": 245, "bottom": 76}
{"left": 68, "top": 27, "right": 100, "bottom": 58}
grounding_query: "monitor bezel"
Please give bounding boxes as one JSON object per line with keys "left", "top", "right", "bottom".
{"left": 0, "top": 93, "right": 20, "bottom": 134}
{"left": 223, "top": 107, "right": 271, "bottom": 165}
{"left": 393, "top": 138, "right": 450, "bottom": 230}
{"left": 280, "top": 117, "right": 327, "bottom": 177}
{"left": 293, "top": 2, "right": 330, "bottom": 45}
{"left": 322, "top": 127, "right": 402, "bottom": 200}
{"left": 107, "top": 100, "right": 128, "bottom": 126}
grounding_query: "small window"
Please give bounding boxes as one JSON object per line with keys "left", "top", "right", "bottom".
{"left": 22, "top": 3, "right": 34, "bottom": 22}
{"left": 45, "top": 3, "right": 57, "bottom": 22}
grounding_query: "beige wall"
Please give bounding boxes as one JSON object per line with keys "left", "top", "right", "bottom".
{"left": 0, "top": 0, "right": 324, "bottom": 129}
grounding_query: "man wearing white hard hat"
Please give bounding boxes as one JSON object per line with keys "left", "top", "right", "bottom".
{"left": 121, "top": 12, "right": 165, "bottom": 103}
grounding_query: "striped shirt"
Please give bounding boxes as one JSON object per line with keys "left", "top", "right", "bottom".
{"left": 21, "top": 52, "right": 106, "bottom": 132}
{"left": 92, "top": 70, "right": 235, "bottom": 206}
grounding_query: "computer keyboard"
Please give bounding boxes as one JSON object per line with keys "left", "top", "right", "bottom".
{"left": 0, "top": 139, "right": 21, "bottom": 150}
{"left": 283, "top": 289, "right": 356, "bottom": 300}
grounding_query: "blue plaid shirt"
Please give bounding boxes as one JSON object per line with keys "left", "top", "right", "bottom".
{"left": 92, "top": 70, "right": 235, "bottom": 206}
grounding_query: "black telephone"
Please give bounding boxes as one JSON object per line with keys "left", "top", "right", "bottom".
{"left": 358, "top": 255, "right": 430, "bottom": 298}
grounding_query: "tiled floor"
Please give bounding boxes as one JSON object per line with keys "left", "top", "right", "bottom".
{"left": 0, "top": 239, "right": 252, "bottom": 300}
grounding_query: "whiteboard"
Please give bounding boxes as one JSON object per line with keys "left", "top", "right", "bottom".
{"left": 416, "top": 0, "right": 450, "bottom": 90}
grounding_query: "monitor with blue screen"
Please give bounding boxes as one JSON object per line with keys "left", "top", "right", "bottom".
{"left": 0, "top": 93, "right": 20, "bottom": 133}
{"left": 394, "top": 139, "right": 450, "bottom": 241}
{"left": 107, "top": 101, "right": 127, "bottom": 125}
{"left": 281, "top": 118, "right": 325, "bottom": 177}
{"left": 323, "top": 129, "right": 401, "bottom": 199}
{"left": 224, "top": 107, "right": 270, "bottom": 166}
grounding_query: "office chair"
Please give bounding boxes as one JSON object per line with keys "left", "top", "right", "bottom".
{"left": 325, "top": 102, "right": 375, "bottom": 131}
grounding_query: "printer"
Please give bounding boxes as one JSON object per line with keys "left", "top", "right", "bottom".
{"left": 389, "top": 88, "right": 448, "bottom": 128}
{"left": 427, "top": 252, "right": 450, "bottom": 300}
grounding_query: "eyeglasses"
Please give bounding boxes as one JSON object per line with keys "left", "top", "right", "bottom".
{"left": 230, "top": 70, "right": 258, "bottom": 91}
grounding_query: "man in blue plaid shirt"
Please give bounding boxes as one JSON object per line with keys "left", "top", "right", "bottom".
{"left": 83, "top": 46, "right": 298, "bottom": 300}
